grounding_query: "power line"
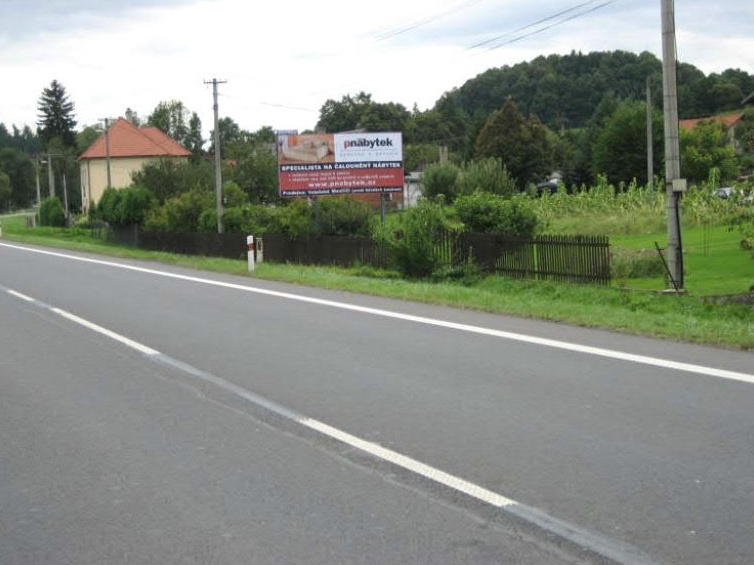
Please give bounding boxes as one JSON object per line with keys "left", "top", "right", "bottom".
{"left": 467, "top": 0, "right": 601, "bottom": 50}
{"left": 374, "top": 0, "right": 489, "bottom": 41}
{"left": 479, "top": 0, "right": 623, "bottom": 51}
{"left": 258, "top": 102, "right": 318, "bottom": 113}
{"left": 218, "top": 92, "right": 319, "bottom": 113}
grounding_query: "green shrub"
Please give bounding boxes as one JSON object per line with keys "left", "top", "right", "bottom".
{"left": 456, "top": 158, "right": 517, "bottom": 197}
{"left": 131, "top": 158, "right": 213, "bottom": 203}
{"left": 38, "top": 197, "right": 66, "bottom": 227}
{"left": 95, "top": 186, "right": 155, "bottom": 226}
{"left": 422, "top": 162, "right": 461, "bottom": 201}
{"left": 316, "top": 198, "right": 374, "bottom": 237}
{"left": 116, "top": 186, "right": 155, "bottom": 225}
{"left": 384, "top": 199, "right": 458, "bottom": 278}
{"left": 454, "top": 192, "right": 539, "bottom": 237}
{"left": 97, "top": 188, "right": 122, "bottom": 224}
{"left": 144, "top": 189, "right": 212, "bottom": 232}
{"left": 276, "top": 199, "right": 316, "bottom": 238}
{"left": 222, "top": 181, "right": 248, "bottom": 208}
{"left": 143, "top": 205, "right": 169, "bottom": 231}
{"left": 198, "top": 206, "right": 256, "bottom": 234}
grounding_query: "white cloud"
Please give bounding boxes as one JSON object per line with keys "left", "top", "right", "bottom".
{"left": 2, "top": 0, "right": 753, "bottom": 137}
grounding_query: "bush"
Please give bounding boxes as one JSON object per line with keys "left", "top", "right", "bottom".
{"left": 96, "top": 187, "right": 122, "bottom": 224}
{"left": 315, "top": 198, "right": 375, "bottom": 237}
{"left": 94, "top": 186, "right": 155, "bottom": 226}
{"left": 38, "top": 197, "right": 66, "bottom": 227}
{"left": 116, "top": 186, "right": 155, "bottom": 225}
{"left": 222, "top": 181, "right": 248, "bottom": 208}
{"left": 422, "top": 162, "right": 461, "bottom": 201}
{"left": 198, "top": 204, "right": 283, "bottom": 235}
{"left": 454, "top": 192, "right": 539, "bottom": 237}
{"left": 144, "top": 189, "right": 213, "bottom": 232}
{"left": 456, "top": 158, "right": 517, "bottom": 197}
{"left": 384, "top": 199, "right": 458, "bottom": 278}
{"left": 131, "top": 158, "right": 213, "bottom": 203}
{"left": 278, "top": 199, "right": 315, "bottom": 238}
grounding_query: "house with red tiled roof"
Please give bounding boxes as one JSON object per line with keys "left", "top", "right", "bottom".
{"left": 79, "top": 118, "right": 191, "bottom": 210}
{"left": 679, "top": 112, "right": 745, "bottom": 152}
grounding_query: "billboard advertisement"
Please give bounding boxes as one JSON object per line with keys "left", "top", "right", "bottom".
{"left": 278, "top": 132, "right": 403, "bottom": 197}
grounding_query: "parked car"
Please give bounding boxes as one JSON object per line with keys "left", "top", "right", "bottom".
{"left": 535, "top": 179, "right": 559, "bottom": 196}
{"left": 715, "top": 186, "right": 735, "bottom": 199}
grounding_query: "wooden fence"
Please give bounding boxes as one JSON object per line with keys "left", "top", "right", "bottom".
{"left": 106, "top": 227, "right": 610, "bottom": 285}
{"left": 262, "top": 232, "right": 611, "bottom": 285}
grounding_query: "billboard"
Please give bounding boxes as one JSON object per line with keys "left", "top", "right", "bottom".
{"left": 277, "top": 132, "right": 403, "bottom": 197}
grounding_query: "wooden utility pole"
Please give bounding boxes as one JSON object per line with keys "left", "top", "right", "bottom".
{"left": 34, "top": 156, "right": 42, "bottom": 206}
{"left": 646, "top": 76, "right": 654, "bottom": 191}
{"left": 661, "top": 0, "right": 684, "bottom": 290}
{"left": 47, "top": 152, "right": 55, "bottom": 197}
{"left": 205, "top": 78, "right": 227, "bottom": 234}
{"left": 62, "top": 170, "right": 70, "bottom": 220}
{"left": 103, "top": 118, "right": 112, "bottom": 188}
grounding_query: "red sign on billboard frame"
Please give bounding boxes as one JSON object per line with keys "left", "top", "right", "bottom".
{"left": 277, "top": 132, "right": 403, "bottom": 197}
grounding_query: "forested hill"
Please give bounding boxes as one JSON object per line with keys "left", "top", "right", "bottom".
{"left": 445, "top": 50, "right": 754, "bottom": 130}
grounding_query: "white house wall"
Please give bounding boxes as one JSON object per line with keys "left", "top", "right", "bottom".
{"left": 82, "top": 156, "right": 187, "bottom": 209}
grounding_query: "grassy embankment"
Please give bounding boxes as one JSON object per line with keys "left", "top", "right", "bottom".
{"left": 2, "top": 212, "right": 752, "bottom": 349}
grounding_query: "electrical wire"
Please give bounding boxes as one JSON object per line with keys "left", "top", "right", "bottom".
{"left": 375, "top": 0, "right": 489, "bottom": 41}
{"left": 468, "top": 0, "right": 601, "bottom": 50}
{"left": 480, "top": 0, "right": 623, "bottom": 51}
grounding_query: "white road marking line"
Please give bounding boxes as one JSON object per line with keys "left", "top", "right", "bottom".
{"left": 301, "top": 417, "right": 517, "bottom": 507}
{"left": 2, "top": 241, "right": 753, "bottom": 385}
{"left": 7, "top": 289, "right": 35, "bottom": 302}
{"left": 3, "top": 286, "right": 662, "bottom": 564}
{"left": 6, "top": 285, "right": 516, "bottom": 507}
{"left": 50, "top": 307, "right": 160, "bottom": 356}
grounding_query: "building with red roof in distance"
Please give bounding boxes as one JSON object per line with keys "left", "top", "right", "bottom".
{"left": 79, "top": 118, "right": 190, "bottom": 210}
{"left": 679, "top": 112, "right": 745, "bottom": 152}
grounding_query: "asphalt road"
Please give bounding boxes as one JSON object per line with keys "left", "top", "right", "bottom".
{"left": 1, "top": 241, "right": 753, "bottom": 565}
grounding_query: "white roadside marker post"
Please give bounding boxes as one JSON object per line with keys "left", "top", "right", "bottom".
{"left": 247, "top": 235, "right": 255, "bottom": 273}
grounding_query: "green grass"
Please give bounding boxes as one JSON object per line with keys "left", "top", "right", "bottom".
{"left": 611, "top": 225, "right": 754, "bottom": 295}
{"left": 2, "top": 212, "right": 752, "bottom": 350}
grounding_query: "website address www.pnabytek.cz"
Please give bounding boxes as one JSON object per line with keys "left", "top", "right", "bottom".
{"left": 310, "top": 179, "right": 378, "bottom": 189}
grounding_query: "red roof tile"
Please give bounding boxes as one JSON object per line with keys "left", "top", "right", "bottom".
{"left": 679, "top": 113, "right": 744, "bottom": 132}
{"left": 79, "top": 118, "right": 191, "bottom": 159}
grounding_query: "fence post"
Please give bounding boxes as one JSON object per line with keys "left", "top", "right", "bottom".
{"left": 247, "top": 235, "right": 256, "bottom": 272}
{"left": 255, "top": 237, "right": 264, "bottom": 264}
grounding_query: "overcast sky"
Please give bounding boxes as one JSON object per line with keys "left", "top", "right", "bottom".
{"left": 2, "top": 0, "right": 753, "bottom": 138}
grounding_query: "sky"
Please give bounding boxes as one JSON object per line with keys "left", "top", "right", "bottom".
{"left": 1, "top": 0, "right": 753, "bottom": 139}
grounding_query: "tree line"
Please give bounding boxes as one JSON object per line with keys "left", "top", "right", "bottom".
{"left": 2, "top": 49, "right": 753, "bottom": 215}
{"left": 315, "top": 50, "right": 753, "bottom": 188}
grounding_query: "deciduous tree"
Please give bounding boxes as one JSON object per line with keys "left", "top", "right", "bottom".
{"left": 591, "top": 100, "right": 664, "bottom": 185}
{"left": 147, "top": 100, "right": 189, "bottom": 146}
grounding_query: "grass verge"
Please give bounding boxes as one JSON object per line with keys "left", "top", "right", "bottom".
{"left": 2, "top": 215, "right": 752, "bottom": 350}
